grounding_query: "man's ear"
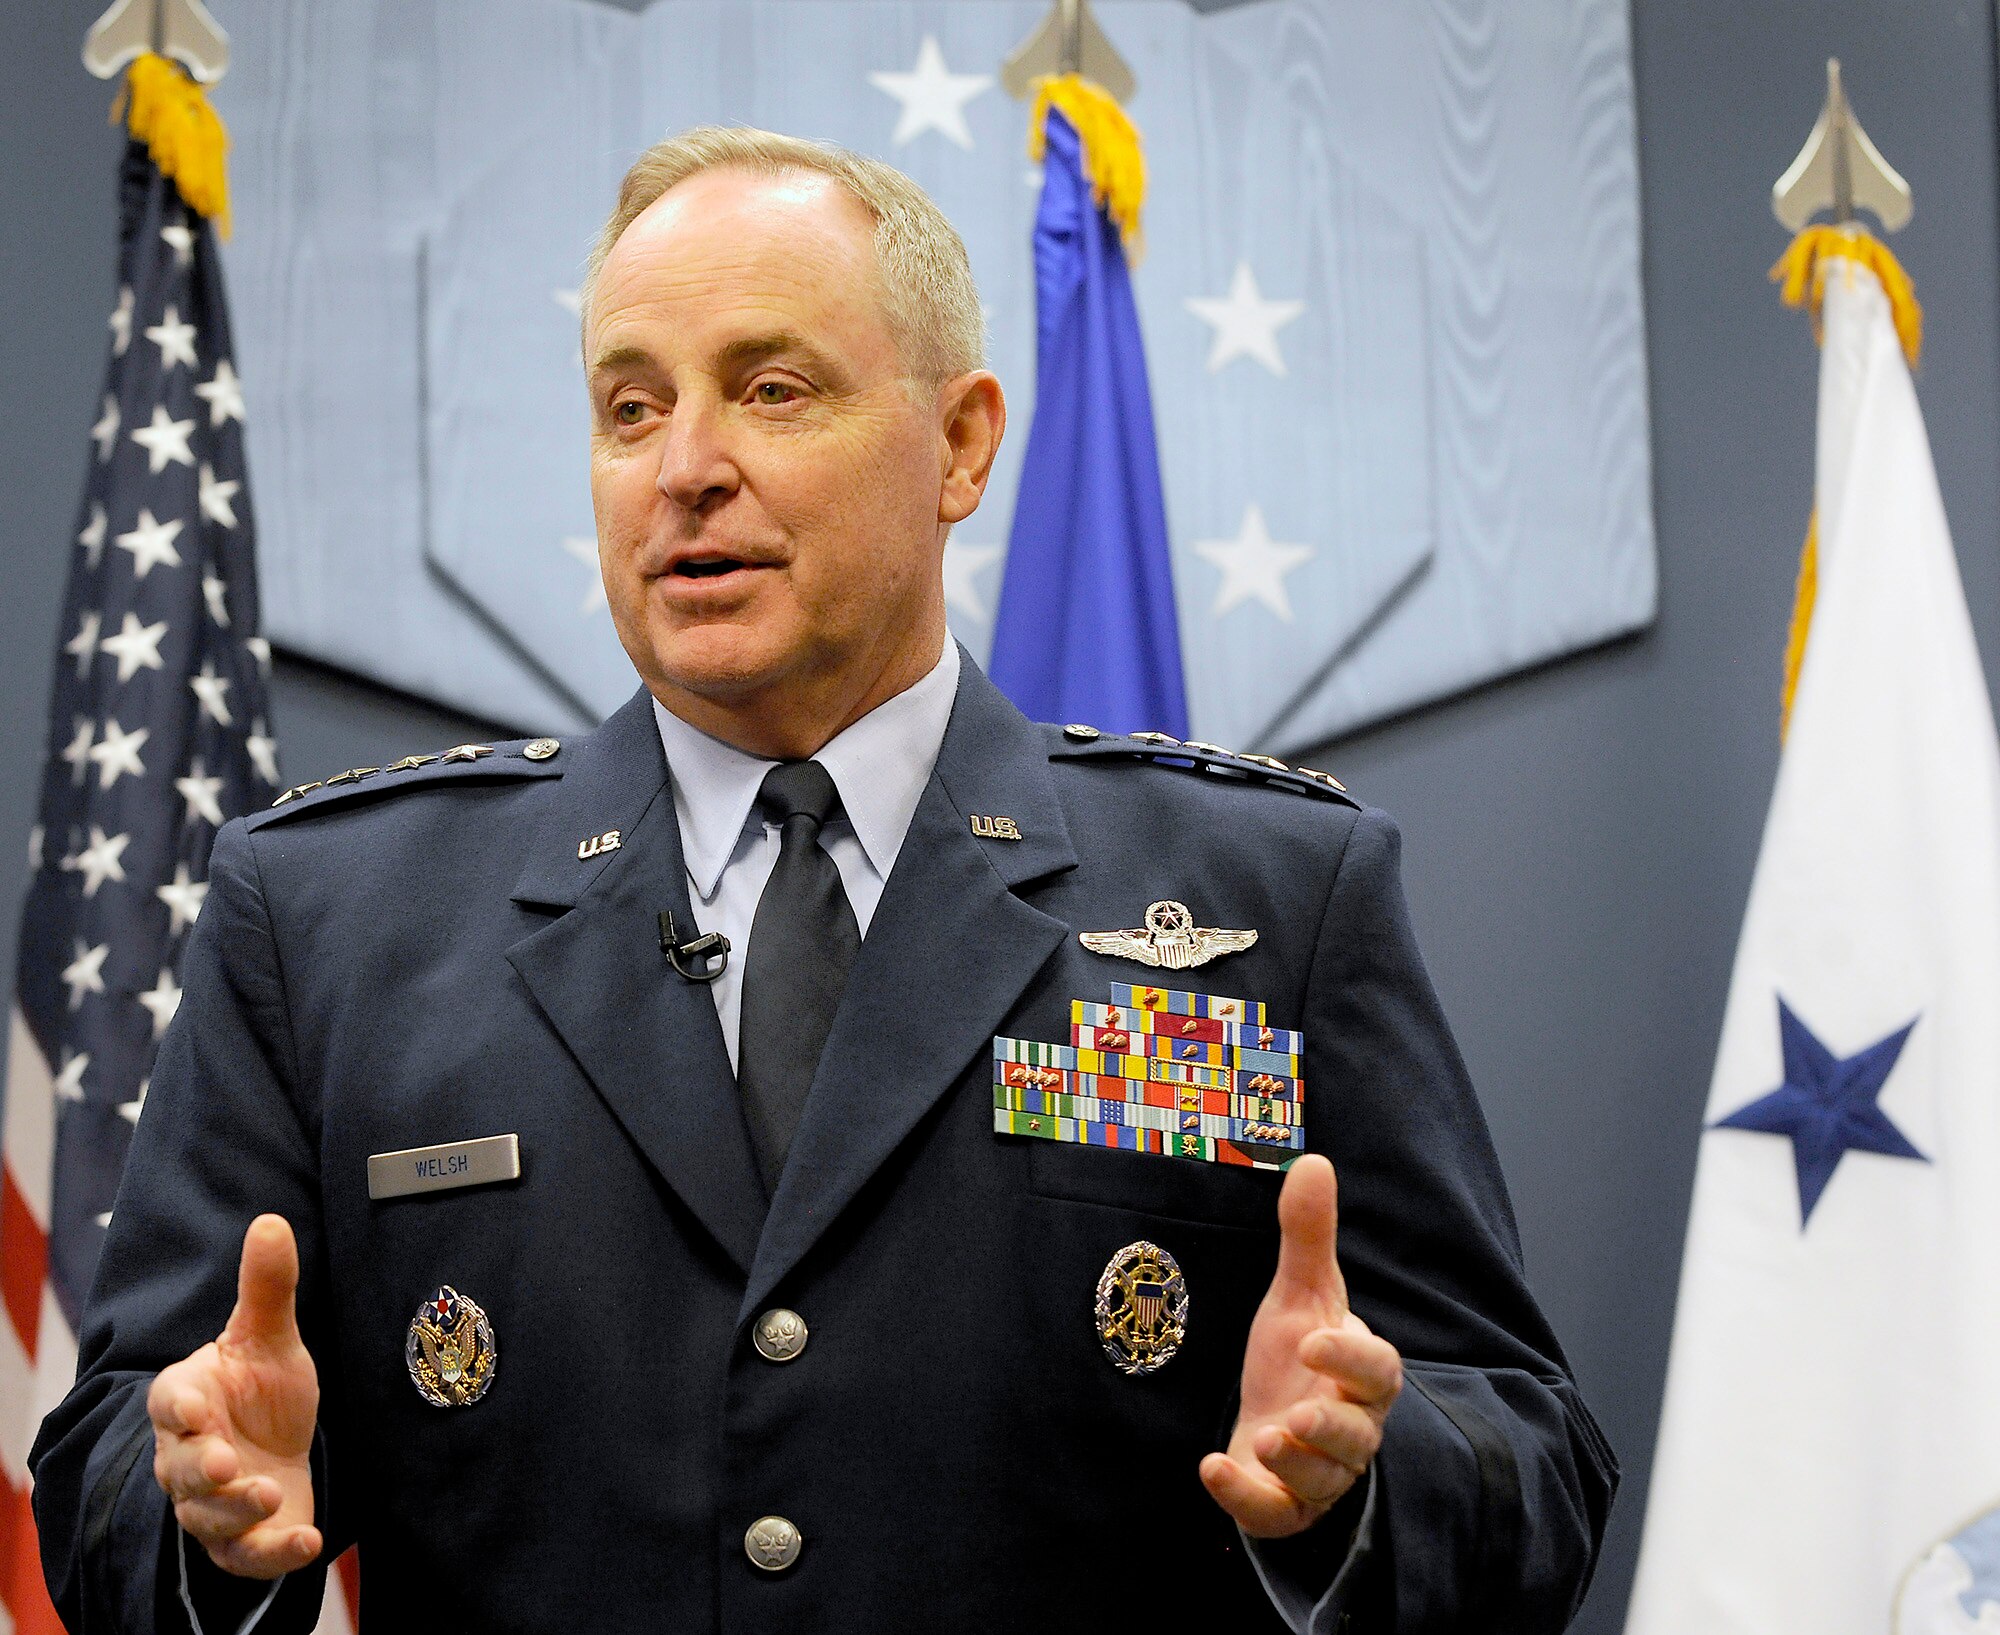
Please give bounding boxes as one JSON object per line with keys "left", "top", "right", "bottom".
{"left": 937, "top": 372, "right": 1006, "bottom": 525}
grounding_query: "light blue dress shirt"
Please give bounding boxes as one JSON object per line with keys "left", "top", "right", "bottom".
{"left": 651, "top": 639, "right": 960, "bottom": 1072}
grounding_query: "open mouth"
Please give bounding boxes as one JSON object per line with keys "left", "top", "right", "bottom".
{"left": 673, "top": 556, "right": 749, "bottom": 579}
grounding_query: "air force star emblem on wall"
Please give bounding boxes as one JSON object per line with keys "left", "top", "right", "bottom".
{"left": 1079, "top": 901, "right": 1257, "bottom": 970}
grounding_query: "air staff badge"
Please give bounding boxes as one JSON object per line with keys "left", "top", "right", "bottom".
{"left": 1095, "top": 1241, "right": 1189, "bottom": 1375}
{"left": 1079, "top": 901, "right": 1257, "bottom": 970}
{"left": 406, "top": 1284, "right": 498, "bottom": 1407}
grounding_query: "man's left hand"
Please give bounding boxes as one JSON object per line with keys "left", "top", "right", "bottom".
{"left": 1200, "top": 1154, "right": 1404, "bottom": 1537}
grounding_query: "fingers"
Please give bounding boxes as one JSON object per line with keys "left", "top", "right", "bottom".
{"left": 1199, "top": 1451, "right": 1322, "bottom": 1538}
{"left": 204, "top": 1523, "right": 324, "bottom": 1582}
{"left": 154, "top": 1421, "right": 240, "bottom": 1501}
{"left": 222, "top": 1215, "right": 302, "bottom": 1354}
{"left": 173, "top": 1475, "right": 279, "bottom": 1539}
{"left": 1271, "top": 1155, "right": 1345, "bottom": 1311}
{"left": 1300, "top": 1322, "right": 1404, "bottom": 1411}
{"left": 1257, "top": 1397, "right": 1380, "bottom": 1487}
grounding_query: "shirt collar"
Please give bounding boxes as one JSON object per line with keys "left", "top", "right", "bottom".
{"left": 652, "top": 640, "right": 960, "bottom": 900}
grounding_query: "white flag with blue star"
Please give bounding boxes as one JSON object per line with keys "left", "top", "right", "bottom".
{"left": 1627, "top": 236, "right": 2000, "bottom": 1632}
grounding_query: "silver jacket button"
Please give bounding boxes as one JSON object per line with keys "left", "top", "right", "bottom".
{"left": 752, "top": 1309, "right": 809, "bottom": 1363}
{"left": 745, "top": 1515, "right": 802, "bottom": 1572}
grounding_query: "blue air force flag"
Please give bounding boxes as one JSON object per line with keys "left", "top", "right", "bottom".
{"left": 1626, "top": 238, "right": 2000, "bottom": 1631}
{"left": 988, "top": 96, "right": 1187, "bottom": 738}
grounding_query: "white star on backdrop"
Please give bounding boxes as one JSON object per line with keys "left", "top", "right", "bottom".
{"left": 115, "top": 509, "right": 185, "bottom": 578}
{"left": 198, "top": 464, "right": 240, "bottom": 529}
{"left": 90, "top": 395, "right": 121, "bottom": 462}
{"left": 1193, "top": 503, "right": 1315, "bottom": 621}
{"left": 942, "top": 540, "right": 1004, "bottom": 623}
{"left": 53, "top": 1051, "right": 89, "bottom": 1103}
{"left": 99, "top": 611, "right": 169, "bottom": 682}
{"left": 109, "top": 286, "right": 134, "bottom": 356}
{"left": 61, "top": 940, "right": 109, "bottom": 1010}
{"left": 561, "top": 536, "right": 606, "bottom": 615}
{"left": 144, "top": 306, "right": 199, "bottom": 372}
{"left": 64, "top": 611, "right": 101, "bottom": 677}
{"left": 129, "top": 405, "right": 196, "bottom": 473}
{"left": 78, "top": 502, "right": 108, "bottom": 569}
{"left": 88, "top": 718, "right": 149, "bottom": 789}
{"left": 72, "top": 826, "right": 130, "bottom": 898}
{"left": 137, "top": 969, "right": 183, "bottom": 1039}
{"left": 159, "top": 221, "right": 195, "bottom": 267}
{"left": 246, "top": 722, "right": 280, "bottom": 786}
{"left": 869, "top": 36, "right": 992, "bottom": 150}
{"left": 157, "top": 863, "right": 208, "bottom": 935}
{"left": 119, "top": 1080, "right": 148, "bottom": 1125}
{"left": 246, "top": 636, "right": 271, "bottom": 676}
{"left": 189, "top": 663, "right": 234, "bottom": 727}
{"left": 60, "top": 718, "right": 96, "bottom": 785}
{"left": 201, "top": 572, "right": 230, "bottom": 627}
{"left": 194, "top": 359, "right": 244, "bottom": 426}
{"left": 175, "top": 761, "right": 225, "bottom": 827}
{"left": 1184, "top": 262, "right": 1307, "bottom": 377}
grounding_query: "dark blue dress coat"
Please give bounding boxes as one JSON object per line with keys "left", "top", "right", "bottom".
{"left": 32, "top": 658, "right": 1614, "bottom": 1632}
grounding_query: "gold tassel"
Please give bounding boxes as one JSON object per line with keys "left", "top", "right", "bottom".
{"left": 1770, "top": 223, "right": 1921, "bottom": 367}
{"left": 1027, "top": 73, "right": 1147, "bottom": 257}
{"left": 113, "top": 52, "right": 232, "bottom": 238}
{"left": 1780, "top": 510, "right": 1817, "bottom": 741}
{"left": 1770, "top": 226, "right": 1920, "bottom": 736}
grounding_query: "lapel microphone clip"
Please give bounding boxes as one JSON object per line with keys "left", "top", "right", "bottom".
{"left": 659, "top": 911, "right": 731, "bottom": 984}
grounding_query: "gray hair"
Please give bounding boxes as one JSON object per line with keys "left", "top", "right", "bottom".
{"left": 582, "top": 125, "right": 985, "bottom": 385}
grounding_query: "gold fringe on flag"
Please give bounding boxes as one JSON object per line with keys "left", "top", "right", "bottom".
{"left": 113, "top": 52, "right": 232, "bottom": 237}
{"left": 1027, "top": 73, "right": 1146, "bottom": 256}
{"left": 1780, "top": 510, "right": 1818, "bottom": 741}
{"left": 1770, "top": 223, "right": 1921, "bottom": 367}
{"left": 1770, "top": 225, "right": 1922, "bottom": 737}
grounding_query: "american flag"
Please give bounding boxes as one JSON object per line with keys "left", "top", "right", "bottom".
{"left": 0, "top": 118, "right": 289, "bottom": 1632}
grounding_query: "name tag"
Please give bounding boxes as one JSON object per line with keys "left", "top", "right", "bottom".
{"left": 367, "top": 1134, "right": 521, "bottom": 1200}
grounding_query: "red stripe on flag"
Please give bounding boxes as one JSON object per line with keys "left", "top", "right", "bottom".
{"left": 336, "top": 1545, "right": 360, "bottom": 1622}
{"left": 0, "top": 1465, "right": 66, "bottom": 1635}
{"left": 0, "top": 1167, "right": 46, "bottom": 1363}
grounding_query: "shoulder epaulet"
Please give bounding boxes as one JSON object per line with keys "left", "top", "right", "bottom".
{"left": 246, "top": 736, "right": 566, "bottom": 829}
{"left": 1045, "top": 724, "right": 1360, "bottom": 810}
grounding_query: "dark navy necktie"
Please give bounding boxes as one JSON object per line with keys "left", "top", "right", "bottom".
{"left": 736, "top": 759, "right": 862, "bottom": 1192}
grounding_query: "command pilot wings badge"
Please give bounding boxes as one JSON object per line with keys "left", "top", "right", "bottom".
{"left": 1079, "top": 900, "right": 1258, "bottom": 971}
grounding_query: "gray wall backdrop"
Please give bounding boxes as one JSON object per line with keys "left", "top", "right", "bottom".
{"left": 5, "top": 2, "right": 1997, "bottom": 1630}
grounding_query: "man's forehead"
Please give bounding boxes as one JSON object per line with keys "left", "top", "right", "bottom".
{"left": 591, "top": 168, "right": 885, "bottom": 355}
{"left": 615, "top": 166, "right": 874, "bottom": 276}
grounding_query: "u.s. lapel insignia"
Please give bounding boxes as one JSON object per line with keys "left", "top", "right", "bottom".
{"left": 1096, "top": 1241, "right": 1188, "bottom": 1375}
{"left": 405, "top": 1284, "right": 498, "bottom": 1407}
{"left": 1079, "top": 900, "right": 1258, "bottom": 970}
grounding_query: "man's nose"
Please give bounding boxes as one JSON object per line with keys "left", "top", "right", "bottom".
{"left": 654, "top": 397, "right": 740, "bottom": 511}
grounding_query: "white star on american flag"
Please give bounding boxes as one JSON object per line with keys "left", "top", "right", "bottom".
{"left": 129, "top": 405, "right": 196, "bottom": 473}
{"left": 87, "top": 718, "right": 149, "bottom": 789}
{"left": 115, "top": 509, "right": 185, "bottom": 578}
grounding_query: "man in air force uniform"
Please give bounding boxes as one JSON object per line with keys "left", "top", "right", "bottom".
{"left": 32, "top": 128, "right": 1615, "bottom": 1632}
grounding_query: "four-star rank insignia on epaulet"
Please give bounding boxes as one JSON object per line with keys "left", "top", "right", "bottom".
{"left": 993, "top": 981, "right": 1305, "bottom": 1171}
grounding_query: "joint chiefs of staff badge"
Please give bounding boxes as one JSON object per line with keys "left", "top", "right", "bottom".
{"left": 1095, "top": 1241, "right": 1189, "bottom": 1376}
{"left": 406, "top": 1285, "right": 498, "bottom": 1407}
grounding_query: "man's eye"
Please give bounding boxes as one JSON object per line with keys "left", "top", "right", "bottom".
{"left": 613, "top": 400, "right": 650, "bottom": 425}
{"left": 752, "top": 381, "right": 798, "bottom": 405}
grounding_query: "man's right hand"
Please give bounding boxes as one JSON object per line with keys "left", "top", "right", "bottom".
{"left": 147, "top": 1214, "right": 322, "bottom": 1579}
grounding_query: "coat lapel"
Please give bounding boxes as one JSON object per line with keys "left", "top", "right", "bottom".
{"left": 741, "top": 660, "right": 1078, "bottom": 1321}
{"left": 506, "top": 688, "right": 766, "bottom": 1275}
